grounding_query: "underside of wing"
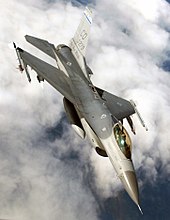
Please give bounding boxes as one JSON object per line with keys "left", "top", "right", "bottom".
{"left": 25, "top": 35, "right": 56, "bottom": 59}
{"left": 17, "top": 48, "right": 75, "bottom": 104}
{"left": 96, "top": 87, "right": 135, "bottom": 120}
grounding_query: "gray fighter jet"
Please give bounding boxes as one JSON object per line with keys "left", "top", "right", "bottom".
{"left": 14, "top": 7, "right": 147, "bottom": 213}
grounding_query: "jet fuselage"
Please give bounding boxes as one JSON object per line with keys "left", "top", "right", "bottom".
{"left": 55, "top": 45, "right": 140, "bottom": 207}
{"left": 13, "top": 6, "right": 147, "bottom": 213}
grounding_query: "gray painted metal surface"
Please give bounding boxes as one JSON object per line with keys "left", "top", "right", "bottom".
{"left": 13, "top": 8, "right": 146, "bottom": 213}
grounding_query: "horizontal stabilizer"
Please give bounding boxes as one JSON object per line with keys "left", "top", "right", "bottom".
{"left": 25, "top": 35, "right": 56, "bottom": 59}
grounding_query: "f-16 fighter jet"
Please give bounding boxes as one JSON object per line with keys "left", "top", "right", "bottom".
{"left": 14, "top": 7, "right": 147, "bottom": 213}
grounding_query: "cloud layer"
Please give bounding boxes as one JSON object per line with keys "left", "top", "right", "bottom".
{"left": 89, "top": 0, "right": 170, "bottom": 193}
{"left": 0, "top": 0, "right": 170, "bottom": 219}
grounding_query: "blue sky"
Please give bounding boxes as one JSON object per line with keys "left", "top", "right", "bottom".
{"left": 0, "top": 0, "right": 170, "bottom": 219}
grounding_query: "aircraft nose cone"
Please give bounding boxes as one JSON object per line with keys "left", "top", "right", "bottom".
{"left": 120, "top": 171, "right": 139, "bottom": 206}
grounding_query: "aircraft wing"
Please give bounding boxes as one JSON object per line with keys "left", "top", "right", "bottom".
{"left": 17, "top": 48, "right": 75, "bottom": 104}
{"left": 96, "top": 87, "right": 135, "bottom": 120}
{"left": 25, "top": 35, "right": 56, "bottom": 59}
{"left": 69, "top": 7, "right": 92, "bottom": 79}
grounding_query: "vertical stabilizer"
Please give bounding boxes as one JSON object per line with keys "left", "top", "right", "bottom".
{"left": 69, "top": 7, "right": 93, "bottom": 79}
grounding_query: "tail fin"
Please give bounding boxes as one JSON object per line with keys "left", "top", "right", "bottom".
{"left": 69, "top": 7, "right": 93, "bottom": 79}
{"left": 70, "top": 7, "right": 93, "bottom": 57}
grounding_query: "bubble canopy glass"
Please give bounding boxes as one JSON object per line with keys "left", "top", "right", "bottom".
{"left": 113, "top": 123, "right": 132, "bottom": 159}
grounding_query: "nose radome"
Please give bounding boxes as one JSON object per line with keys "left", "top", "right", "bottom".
{"left": 120, "top": 171, "right": 139, "bottom": 206}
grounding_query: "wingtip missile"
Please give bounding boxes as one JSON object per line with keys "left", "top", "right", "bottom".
{"left": 13, "top": 42, "right": 24, "bottom": 72}
{"left": 23, "top": 61, "right": 31, "bottom": 83}
{"left": 130, "top": 100, "right": 148, "bottom": 131}
{"left": 13, "top": 43, "right": 31, "bottom": 83}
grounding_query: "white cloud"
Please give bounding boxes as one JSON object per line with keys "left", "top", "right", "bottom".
{"left": 0, "top": 1, "right": 98, "bottom": 219}
{"left": 89, "top": 0, "right": 170, "bottom": 190}
{"left": 0, "top": 0, "right": 170, "bottom": 218}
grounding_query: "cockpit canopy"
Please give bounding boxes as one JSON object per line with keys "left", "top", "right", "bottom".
{"left": 113, "top": 123, "right": 132, "bottom": 159}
